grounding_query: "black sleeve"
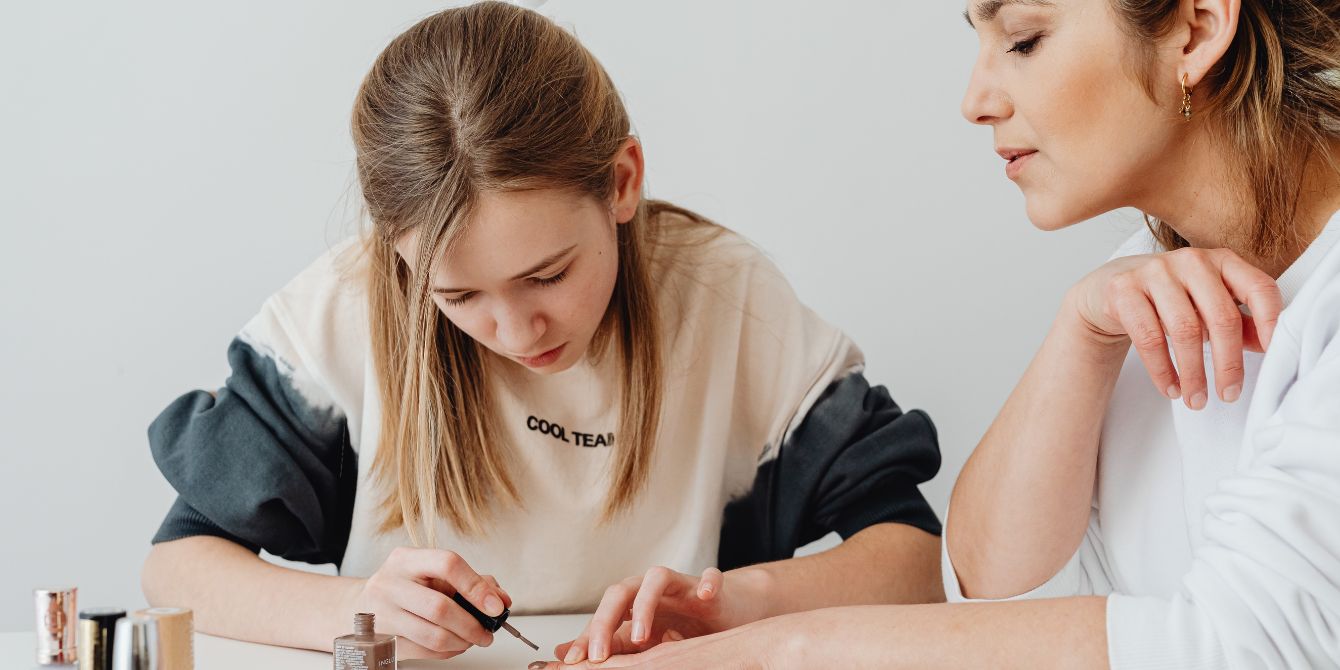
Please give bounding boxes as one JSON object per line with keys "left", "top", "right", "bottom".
{"left": 717, "top": 371, "right": 942, "bottom": 570}
{"left": 148, "top": 337, "right": 359, "bottom": 567}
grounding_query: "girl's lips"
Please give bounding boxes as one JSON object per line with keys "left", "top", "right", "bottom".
{"left": 518, "top": 343, "right": 566, "bottom": 368}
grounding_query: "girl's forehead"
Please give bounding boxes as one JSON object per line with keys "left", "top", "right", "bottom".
{"left": 400, "top": 189, "right": 606, "bottom": 281}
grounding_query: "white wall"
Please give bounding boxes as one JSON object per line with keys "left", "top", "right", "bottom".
{"left": 0, "top": 0, "right": 1140, "bottom": 631}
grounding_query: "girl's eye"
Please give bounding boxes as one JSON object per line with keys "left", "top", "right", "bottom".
{"left": 439, "top": 293, "right": 474, "bottom": 306}
{"left": 531, "top": 269, "right": 568, "bottom": 287}
{"left": 1006, "top": 34, "right": 1043, "bottom": 56}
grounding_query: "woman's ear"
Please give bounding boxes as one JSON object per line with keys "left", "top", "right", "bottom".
{"left": 1176, "top": 0, "right": 1240, "bottom": 89}
{"left": 610, "top": 137, "right": 645, "bottom": 225}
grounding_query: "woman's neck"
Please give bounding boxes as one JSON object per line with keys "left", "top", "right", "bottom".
{"left": 1136, "top": 137, "right": 1340, "bottom": 278}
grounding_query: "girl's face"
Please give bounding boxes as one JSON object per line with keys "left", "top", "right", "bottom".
{"left": 961, "top": 0, "right": 1185, "bottom": 230}
{"left": 397, "top": 141, "right": 643, "bottom": 376}
{"left": 397, "top": 189, "right": 621, "bottom": 374}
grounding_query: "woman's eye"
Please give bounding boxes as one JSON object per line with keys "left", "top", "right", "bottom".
{"left": 1006, "top": 34, "right": 1043, "bottom": 56}
{"left": 439, "top": 293, "right": 474, "bottom": 306}
{"left": 531, "top": 269, "right": 568, "bottom": 287}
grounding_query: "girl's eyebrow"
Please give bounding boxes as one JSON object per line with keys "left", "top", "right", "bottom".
{"left": 965, "top": 0, "right": 1055, "bottom": 28}
{"left": 431, "top": 244, "right": 577, "bottom": 294}
{"left": 509, "top": 244, "right": 577, "bottom": 281}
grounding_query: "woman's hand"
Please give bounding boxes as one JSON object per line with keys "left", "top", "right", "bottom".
{"left": 541, "top": 610, "right": 812, "bottom": 670}
{"left": 339, "top": 546, "right": 512, "bottom": 660}
{"left": 1067, "top": 247, "right": 1283, "bottom": 409}
{"left": 555, "top": 566, "right": 768, "bottom": 665}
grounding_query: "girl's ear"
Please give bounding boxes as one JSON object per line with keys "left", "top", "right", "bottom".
{"left": 610, "top": 137, "right": 645, "bottom": 224}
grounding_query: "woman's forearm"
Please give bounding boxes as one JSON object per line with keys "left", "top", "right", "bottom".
{"left": 799, "top": 597, "right": 1108, "bottom": 669}
{"left": 141, "top": 536, "right": 362, "bottom": 651}
{"left": 948, "top": 296, "right": 1130, "bottom": 598}
{"left": 731, "top": 523, "right": 944, "bottom": 621}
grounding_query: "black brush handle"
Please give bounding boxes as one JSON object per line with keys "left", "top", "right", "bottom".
{"left": 451, "top": 592, "right": 509, "bottom": 633}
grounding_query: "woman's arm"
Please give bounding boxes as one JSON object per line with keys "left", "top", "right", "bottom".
{"left": 142, "top": 536, "right": 359, "bottom": 651}
{"left": 949, "top": 250, "right": 1281, "bottom": 599}
{"left": 556, "top": 523, "right": 941, "bottom": 664}
{"left": 729, "top": 522, "right": 944, "bottom": 619}
{"left": 947, "top": 299, "right": 1128, "bottom": 599}
{"left": 544, "top": 597, "right": 1109, "bottom": 670}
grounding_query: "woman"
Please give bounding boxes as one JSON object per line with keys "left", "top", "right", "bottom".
{"left": 547, "top": 0, "right": 1340, "bottom": 666}
{"left": 139, "top": 1, "right": 944, "bottom": 661}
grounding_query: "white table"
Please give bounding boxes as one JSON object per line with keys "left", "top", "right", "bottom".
{"left": 2, "top": 614, "right": 588, "bottom": 669}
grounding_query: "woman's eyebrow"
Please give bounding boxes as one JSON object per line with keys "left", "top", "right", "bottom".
{"left": 965, "top": 0, "right": 1055, "bottom": 28}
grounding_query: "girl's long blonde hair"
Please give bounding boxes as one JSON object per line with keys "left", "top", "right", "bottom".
{"left": 352, "top": 1, "right": 702, "bottom": 543}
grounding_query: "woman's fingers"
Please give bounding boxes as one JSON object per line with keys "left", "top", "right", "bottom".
{"left": 1111, "top": 274, "right": 1181, "bottom": 399}
{"left": 1147, "top": 274, "right": 1209, "bottom": 409}
{"left": 1215, "top": 251, "right": 1283, "bottom": 352}
{"left": 1093, "top": 248, "right": 1282, "bottom": 410}
{"left": 1180, "top": 253, "right": 1247, "bottom": 402}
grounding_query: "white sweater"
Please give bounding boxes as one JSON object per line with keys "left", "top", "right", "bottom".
{"left": 943, "top": 212, "right": 1340, "bottom": 669}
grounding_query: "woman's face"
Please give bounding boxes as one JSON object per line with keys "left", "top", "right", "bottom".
{"left": 961, "top": 0, "right": 1184, "bottom": 230}
{"left": 396, "top": 189, "right": 621, "bottom": 375}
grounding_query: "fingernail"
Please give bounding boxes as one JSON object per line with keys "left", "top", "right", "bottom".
{"left": 700, "top": 584, "right": 713, "bottom": 596}
{"left": 632, "top": 621, "right": 646, "bottom": 643}
{"left": 1223, "top": 384, "right": 1241, "bottom": 403}
{"left": 564, "top": 646, "right": 584, "bottom": 664}
{"left": 530, "top": 662, "right": 549, "bottom": 670}
{"left": 590, "top": 641, "right": 606, "bottom": 662}
{"left": 666, "top": 629, "right": 685, "bottom": 641}
{"left": 1190, "top": 391, "right": 1207, "bottom": 410}
{"left": 484, "top": 594, "right": 505, "bottom": 616}
{"left": 1166, "top": 384, "right": 1182, "bottom": 400}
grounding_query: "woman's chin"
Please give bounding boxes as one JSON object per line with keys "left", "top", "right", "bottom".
{"left": 1023, "top": 196, "right": 1085, "bottom": 232}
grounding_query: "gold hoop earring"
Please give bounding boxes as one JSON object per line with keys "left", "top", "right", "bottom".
{"left": 1180, "top": 73, "right": 1193, "bottom": 121}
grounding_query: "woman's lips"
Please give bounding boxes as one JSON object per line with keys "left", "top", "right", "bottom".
{"left": 1002, "top": 149, "right": 1038, "bottom": 180}
{"left": 518, "top": 343, "right": 566, "bottom": 368}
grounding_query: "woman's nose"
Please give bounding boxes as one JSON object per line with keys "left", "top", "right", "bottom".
{"left": 961, "top": 61, "right": 1012, "bottom": 126}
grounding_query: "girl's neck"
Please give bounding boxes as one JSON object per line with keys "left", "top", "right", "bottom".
{"left": 1135, "top": 136, "right": 1340, "bottom": 278}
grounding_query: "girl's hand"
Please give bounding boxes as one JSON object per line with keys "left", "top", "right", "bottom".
{"left": 340, "top": 546, "right": 512, "bottom": 660}
{"left": 1066, "top": 247, "right": 1283, "bottom": 410}
{"left": 556, "top": 567, "right": 767, "bottom": 665}
{"left": 539, "top": 611, "right": 811, "bottom": 670}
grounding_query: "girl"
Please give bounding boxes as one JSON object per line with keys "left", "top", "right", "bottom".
{"left": 544, "top": 0, "right": 1340, "bottom": 667}
{"left": 139, "top": 1, "right": 944, "bottom": 661}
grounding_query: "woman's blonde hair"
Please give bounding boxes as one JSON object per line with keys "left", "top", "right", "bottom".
{"left": 1114, "top": 0, "right": 1340, "bottom": 259}
{"left": 352, "top": 1, "right": 704, "bottom": 543}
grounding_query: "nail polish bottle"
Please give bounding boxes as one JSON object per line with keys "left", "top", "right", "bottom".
{"left": 334, "top": 613, "right": 396, "bottom": 670}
